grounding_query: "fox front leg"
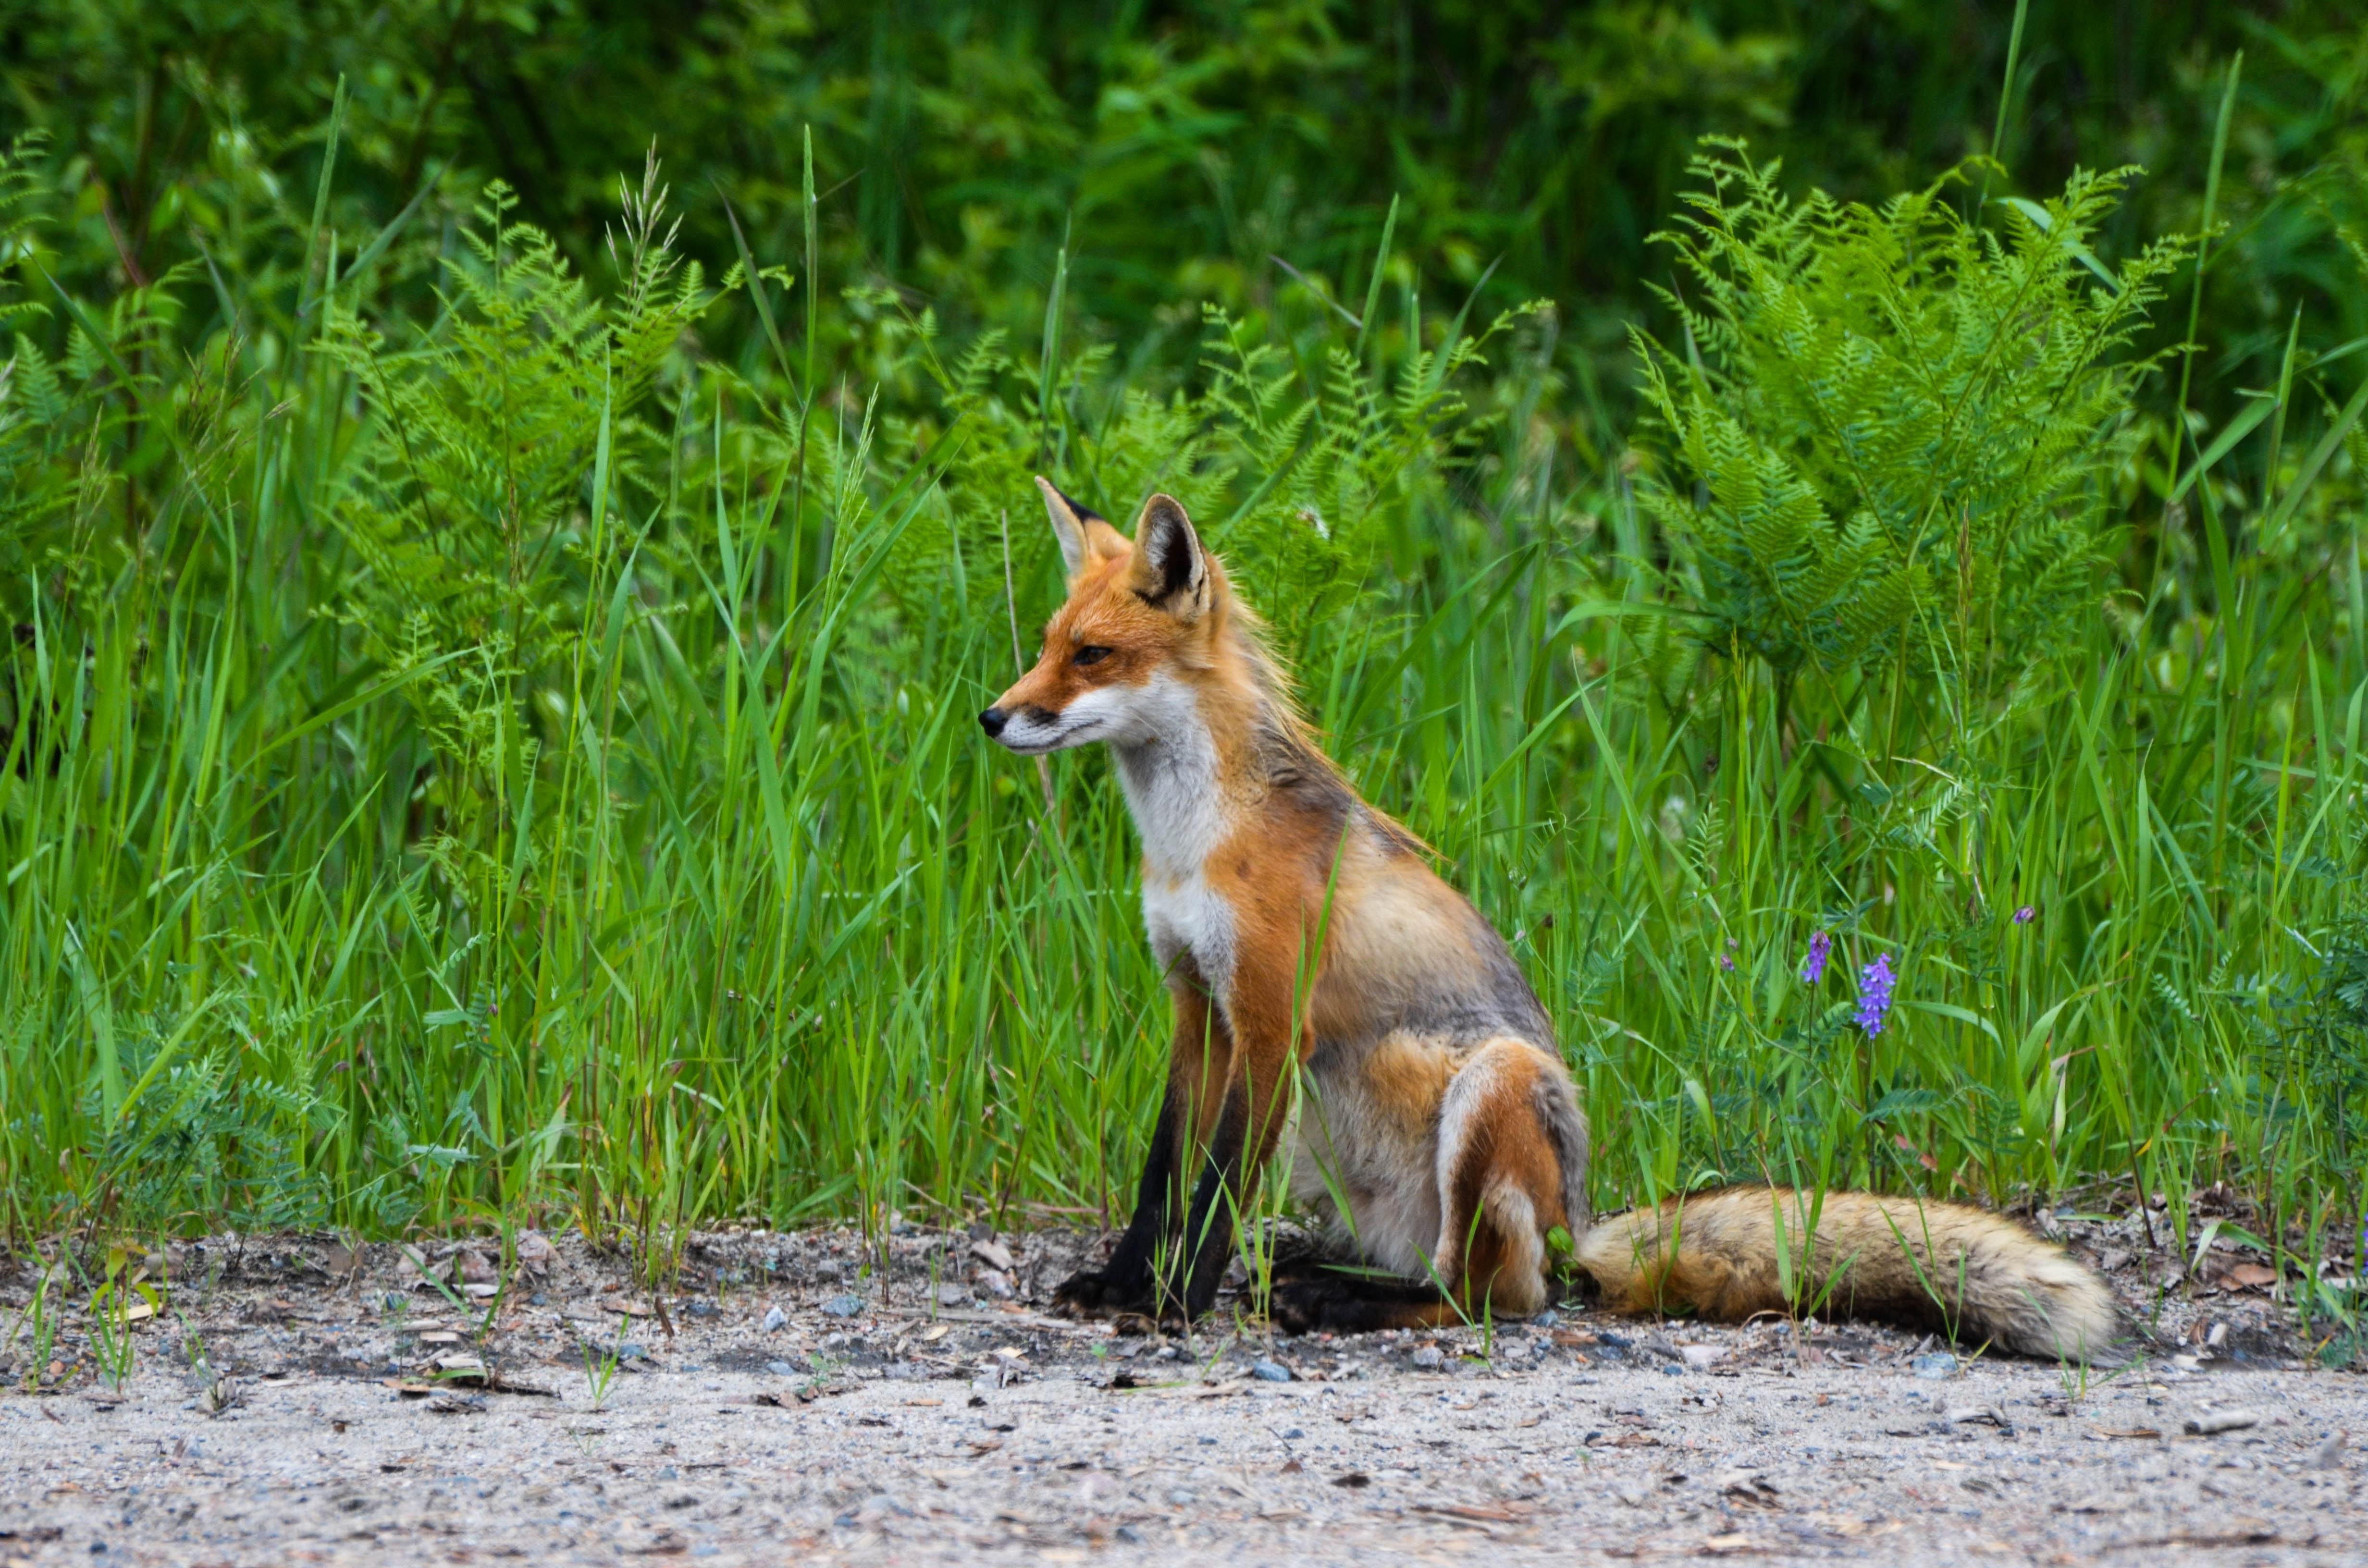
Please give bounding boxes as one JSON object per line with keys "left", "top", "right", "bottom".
{"left": 1051, "top": 975, "right": 1232, "bottom": 1318}
{"left": 1157, "top": 975, "right": 1305, "bottom": 1321}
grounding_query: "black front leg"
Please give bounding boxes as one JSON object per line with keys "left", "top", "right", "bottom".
{"left": 1169, "top": 1088, "right": 1254, "bottom": 1320}
{"left": 1051, "top": 1090, "right": 1180, "bottom": 1317}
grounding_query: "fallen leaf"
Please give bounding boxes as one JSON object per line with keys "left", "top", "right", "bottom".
{"left": 2225, "top": 1263, "right": 2279, "bottom": 1290}
{"left": 1416, "top": 1503, "right": 1529, "bottom": 1523}
{"left": 486, "top": 1373, "right": 556, "bottom": 1397}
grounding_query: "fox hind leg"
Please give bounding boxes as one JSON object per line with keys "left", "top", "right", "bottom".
{"left": 1269, "top": 1039, "right": 1581, "bottom": 1334}
{"left": 1429, "top": 1039, "right": 1578, "bottom": 1322}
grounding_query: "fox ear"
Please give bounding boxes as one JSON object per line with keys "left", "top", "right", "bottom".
{"left": 1126, "top": 494, "right": 1211, "bottom": 621}
{"left": 1036, "top": 476, "right": 1127, "bottom": 580}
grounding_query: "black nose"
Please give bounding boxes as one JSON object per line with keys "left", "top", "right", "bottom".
{"left": 979, "top": 708, "right": 1008, "bottom": 738}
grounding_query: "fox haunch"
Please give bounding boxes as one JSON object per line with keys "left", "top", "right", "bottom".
{"left": 981, "top": 479, "right": 2123, "bottom": 1364}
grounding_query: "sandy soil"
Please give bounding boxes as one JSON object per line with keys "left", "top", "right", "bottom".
{"left": 0, "top": 1218, "right": 2361, "bottom": 1566}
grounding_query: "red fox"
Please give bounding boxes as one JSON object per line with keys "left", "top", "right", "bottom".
{"left": 982, "top": 479, "right": 2124, "bottom": 1362}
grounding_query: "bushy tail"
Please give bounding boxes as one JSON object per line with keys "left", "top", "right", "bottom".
{"left": 1571, "top": 1186, "right": 2126, "bottom": 1364}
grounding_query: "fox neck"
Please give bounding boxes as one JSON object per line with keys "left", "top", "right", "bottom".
{"left": 1108, "top": 665, "right": 1267, "bottom": 886}
{"left": 1108, "top": 635, "right": 1297, "bottom": 890}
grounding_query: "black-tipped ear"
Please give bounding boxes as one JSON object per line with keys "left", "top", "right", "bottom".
{"left": 1036, "top": 475, "right": 1092, "bottom": 578}
{"left": 1036, "top": 476, "right": 1128, "bottom": 580}
{"left": 1126, "top": 494, "right": 1209, "bottom": 620}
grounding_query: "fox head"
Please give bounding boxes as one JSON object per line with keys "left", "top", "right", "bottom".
{"left": 979, "top": 477, "right": 1226, "bottom": 754}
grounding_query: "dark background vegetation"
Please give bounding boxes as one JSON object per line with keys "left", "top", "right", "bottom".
{"left": 8, "top": 0, "right": 2363, "bottom": 440}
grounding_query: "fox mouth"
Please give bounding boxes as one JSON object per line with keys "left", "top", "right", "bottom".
{"left": 998, "top": 717, "right": 1102, "bottom": 754}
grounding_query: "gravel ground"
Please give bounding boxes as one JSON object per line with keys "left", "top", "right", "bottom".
{"left": 1, "top": 1218, "right": 2361, "bottom": 1566}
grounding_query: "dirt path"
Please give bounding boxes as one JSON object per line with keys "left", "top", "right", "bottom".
{"left": 1, "top": 1225, "right": 2360, "bottom": 1565}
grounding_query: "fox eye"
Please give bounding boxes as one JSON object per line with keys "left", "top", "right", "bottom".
{"left": 1073, "top": 645, "right": 1112, "bottom": 667}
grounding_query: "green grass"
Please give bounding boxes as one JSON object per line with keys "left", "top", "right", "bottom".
{"left": 0, "top": 62, "right": 2363, "bottom": 1356}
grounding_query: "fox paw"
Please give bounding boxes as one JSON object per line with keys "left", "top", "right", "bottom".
{"left": 1267, "top": 1278, "right": 1336, "bottom": 1335}
{"left": 1050, "top": 1268, "right": 1152, "bottom": 1319}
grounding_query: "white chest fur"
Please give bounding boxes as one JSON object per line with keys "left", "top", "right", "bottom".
{"left": 1111, "top": 675, "right": 1238, "bottom": 999}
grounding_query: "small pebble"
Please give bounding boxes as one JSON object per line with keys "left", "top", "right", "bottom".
{"left": 2184, "top": 1409, "right": 2261, "bottom": 1436}
{"left": 937, "top": 1283, "right": 970, "bottom": 1307}
{"left": 1912, "top": 1352, "right": 1958, "bottom": 1380}
{"left": 1410, "top": 1346, "right": 1444, "bottom": 1371}
{"left": 762, "top": 1306, "right": 788, "bottom": 1333}
{"left": 1251, "top": 1360, "right": 1293, "bottom": 1383}
{"left": 822, "top": 1294, "right": 863, "bottom": 1318}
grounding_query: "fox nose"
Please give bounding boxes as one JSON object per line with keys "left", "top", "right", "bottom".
{"left": 978, "top": 707, "right": 1008, "bottom": 739}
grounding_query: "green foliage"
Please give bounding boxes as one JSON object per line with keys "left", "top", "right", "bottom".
{"left": 7, "top": 4, "right": 2364, "bottom": 453}
{"left": 1637, "top": 146, "right": 2187, "bottom": 697}
{"left": 321, "top": 165, "right": 704, "bottom": 858}
{"left": 0, "top": 6, "right": 2362, "bottom": 1318}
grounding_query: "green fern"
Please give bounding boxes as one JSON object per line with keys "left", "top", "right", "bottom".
{"left": 1633, "top": 140, "right": 2191, "bottom": 700}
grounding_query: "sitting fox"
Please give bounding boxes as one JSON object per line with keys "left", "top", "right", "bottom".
{"left": 981, "top": 479, "right": 2122, "bottom": 1361}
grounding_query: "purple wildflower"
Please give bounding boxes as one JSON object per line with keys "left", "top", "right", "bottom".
{"left": 1720, "top": 938, "right": 1737, "bottom": 973}
{"left": 1855, "top": 952, "right": 1897, "bottom": 1036}
{"left": 1801, "top": 931, "right": 1832, "bottom": 984}
{"left": 2013, "top": 906, "right": 2035, "bottom": 926}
